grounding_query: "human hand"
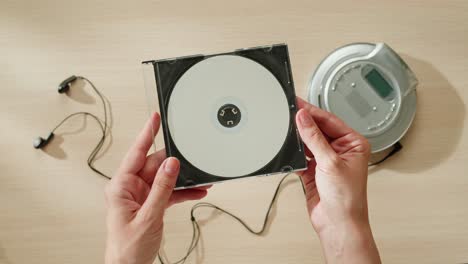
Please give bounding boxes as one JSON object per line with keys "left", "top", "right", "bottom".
{"left": 295, "top": 98, "right": 381, "bottom": 264}
{"left": 105, "top": 113, "right": 209, "bottom": 264}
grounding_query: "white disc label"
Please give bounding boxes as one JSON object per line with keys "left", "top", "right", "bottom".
{"left": 167, "top": 55, "right": 290, "bottom": 177}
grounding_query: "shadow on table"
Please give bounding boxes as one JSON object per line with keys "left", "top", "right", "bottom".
{"left": 167, "top": 176, "right": 299, "bottom": 264}
{"left": 41, "top": 88, "right": 114, "bottom": 162}
{"left": 66, "top": 77, "right": 95, "bottom": 104}
{"left": 369, "top": 56, "right": 465, "bottom": 174}
{"left": 41, "top": 115, "right": 89, "bottom": 160}
{"left": 0, "top": 243, "right": 13, "bottom": 264}
{"left": 42, "top": 134, "right": 66, "bottom": 160}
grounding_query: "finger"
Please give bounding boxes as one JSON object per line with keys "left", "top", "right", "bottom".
{"left": 119, "top": 113, "right": 160, "bottom": 175}
{"left": 167, "top": 189, "right": 208, "bottom": 208}
{"left": 296, "top": 109, "right": 338, "bottom": 166}
{"left": 299, "top": 173, "right": 320, "bottom": 212}
{"left": 296, "top": 159, "right": 317, "bottom": 177}
{"left": 296, "top": 97, "right": 353, "bottom": 139}
{"left": 192, "top": 185, "right": 212, "bottom": 191}
{"left": 330, "top": 132, "right": 370, "bottom": 156}
{"left": 296, "top": 96, "right": 311, "bottom": 110}
{"left": 139, "top": 157, "right": 180, "bottom": 218}
{"left": 304, "top": 145, "right": 313, "bottom": 158}
{"left": 138, "top": 149, "right": 166, "bottom": 184}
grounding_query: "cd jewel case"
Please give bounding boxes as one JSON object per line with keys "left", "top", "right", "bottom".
{"left": 142, "top": 44, "right": 307, "bottom": 189}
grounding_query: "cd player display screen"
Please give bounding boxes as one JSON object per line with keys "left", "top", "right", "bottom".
{"left": 365, "top": 68, "right": 393, "bottom": 98}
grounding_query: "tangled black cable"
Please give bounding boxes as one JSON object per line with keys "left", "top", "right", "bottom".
{"left": 78, "top": 76, "right": 112, "bottom": 179}
{"left": 368, "top": 142, "right": 403, "bottom": 166}
{"left": 46, "top": 76, "right": 111, "bottom": 179}
{"left": 157, "top": 173, "right": 300, "bottom": 264}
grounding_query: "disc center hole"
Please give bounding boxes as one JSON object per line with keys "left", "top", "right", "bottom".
{"left": 217, "top": 104, "right": 241, "bottom": 128}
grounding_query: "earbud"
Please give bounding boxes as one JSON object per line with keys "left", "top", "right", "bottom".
{"left": 58, "top": 75, "right": 78, "bottom": 94}
{"left": 33, "top": 132, "right": 54, "bottom": 149}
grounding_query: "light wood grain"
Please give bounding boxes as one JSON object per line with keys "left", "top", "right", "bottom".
{"left": 1, "top": 1, "right": 467, "bottom": 263}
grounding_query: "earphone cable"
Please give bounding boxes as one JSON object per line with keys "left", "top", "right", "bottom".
{"left": 157, "top": 145, "right": 401, "bottom": 264}
{"left": 368, "top": 142, "right": 403, "bottom": 166}
{"left": 77, "top": 76, "right": 109, "bottom": 133}
{"left": 158, "top": 173, "right": 294, "bottom": 264}
{"left": 77, "top": 76, "right": 111, "bottom": 178}
{"left": 49, "top": 111, "right": 110, "bottom": 179}
{"left": 47, "top": 76, "right": 112, "bottom": 179}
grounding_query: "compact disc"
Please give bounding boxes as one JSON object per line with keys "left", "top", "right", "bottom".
{"left": 167, "top": 55, "right": 290, "bottom": 177}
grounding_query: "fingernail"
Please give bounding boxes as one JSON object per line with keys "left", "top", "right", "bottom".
{"left": 299, "top": 110, "right": 313, "bottom": 126}
{"left": 164, "top": 157, "right": 179, "bottom": 174}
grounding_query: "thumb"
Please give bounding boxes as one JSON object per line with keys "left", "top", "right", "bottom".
{"left": 139, "top": 157, "right": 180, "bottom": 219}
{"left": 296, "top": 109, "right": 338, "bottom": 166}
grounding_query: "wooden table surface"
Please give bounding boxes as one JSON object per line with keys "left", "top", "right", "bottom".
{"left": 1, "top": 1, "right": 467, "bottom": 263}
